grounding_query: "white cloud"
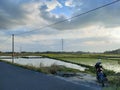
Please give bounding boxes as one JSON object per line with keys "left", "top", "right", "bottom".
{"left": 1, "top": 23, "right": 120, "bottom": 52}
{"left": 110, "top": 27, "right": 120, "bottom": 39}
{"left": 44, "top": 0, "right": 62, "bottom": 11}
{"left": 65, "top": 0, "right": 74, "bottom": 7}
{"left": 0, "top": 0, "right": 120, "bottom": 52}
{"left": 0, "top": 33, "right": 11, "bottom": 51}
{"left": 21, "top": 2, "right": 48, "bottom": 29}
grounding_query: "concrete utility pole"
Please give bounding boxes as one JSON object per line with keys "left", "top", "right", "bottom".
{"left": 12, "top": 34, "right": 14, "bottom": 63}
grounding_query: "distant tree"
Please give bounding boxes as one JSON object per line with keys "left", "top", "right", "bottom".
{"left": 104, "top": 48, "right": 120, "bottom": 54}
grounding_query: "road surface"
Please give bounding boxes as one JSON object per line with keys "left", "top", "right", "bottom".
{"left": 0, "top": 62, "right": 101, "bottom": 90}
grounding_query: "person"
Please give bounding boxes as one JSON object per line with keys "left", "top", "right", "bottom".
{"left": 95, "top": 60, "right": 107, "bottom": 80}
{"left": 95, "top": 59, "right": 103, "bottom": 80}
{"left": 95, "top": 62, "right": 102, "bottom": 70}
{"left": 95, "top": 60, "right": 103, "bottom": 71}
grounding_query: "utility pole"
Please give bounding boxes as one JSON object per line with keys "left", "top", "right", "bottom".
{"left": 12, "top": 34, "right": 14, "bottom": 63}
{"left": 19, "top": 46, "right": 22, "bottom": 58}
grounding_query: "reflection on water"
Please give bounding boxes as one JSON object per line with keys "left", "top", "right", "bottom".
{"left": 1, "top": 56, "right": 120, "bottom": 73}
{"left": 103, "top": 63, "right": 120, "bottom": 73}
{"left": 2, "top": 57, "right": 86, "bottom": 71}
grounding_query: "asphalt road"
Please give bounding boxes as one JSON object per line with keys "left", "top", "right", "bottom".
{"left": 0, "top": 62, "right": 100, "bottom": 90}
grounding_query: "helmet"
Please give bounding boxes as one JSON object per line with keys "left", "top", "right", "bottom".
{"left": 96, "top": 62, "right": 101, "bottom": 65}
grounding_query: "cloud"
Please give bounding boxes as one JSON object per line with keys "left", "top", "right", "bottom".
{"left": 1, "top": 0, "right": 120, "bottom": 31}
{"left": 38, "top": 0, "right": 120, "bottom": 30}
{"left": 0, "top": 0, "right": 28, "bottom": 29}
{"left": 44, "top": 0, "right": 62, "bottom": 11}
{"left": 0, "top": 0, "right": 64, "bottom": 30}
{"left": 1, "top": 0, "right": 119, "bottom": 31}
{"left": 65, "top": 0, "right": 74, "bottom": 7}
{"left": 0, "top": 32, "right": 11, "bottom": 51}
{"left": 0, "top": 0, "right": 120, "bottom": 52}
{"left": 0, "top": 0, "right": 47, "bottom": 30}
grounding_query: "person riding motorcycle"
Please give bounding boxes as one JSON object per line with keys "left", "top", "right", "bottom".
{"left": 95, "top": 60, "right": 107, "bottom": 81}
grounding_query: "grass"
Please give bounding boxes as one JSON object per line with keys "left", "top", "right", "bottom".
{"left": 109, "top": 75, "right": 120, "bottom": 86}
{"left": 0, "top": 59, "right": 80, "bottom": 75}
{"left": 1, "top": 53, "right": 120, "bottom": 89}
{"left": 39, "top": 53, "right": 119, "bottom": 74}
{"left": 103, "top": 87, "right": 120, "bottom": 90}
{"left": 40, "top": 64, "right": 80, "bottom": 74}
{"left": 103, "top": 76, "right": 120, "bottom": 90}
{"left": 40, "top": 53, "right": 120, "bottom": 89}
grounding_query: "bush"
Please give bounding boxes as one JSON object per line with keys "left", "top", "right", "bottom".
{"left": 105, "top": 75, "right": 120, "bottom": 90}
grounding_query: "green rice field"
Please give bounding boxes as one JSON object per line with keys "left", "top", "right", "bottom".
{"left": 40, "top": 53, "right": 120, "bottom": 73}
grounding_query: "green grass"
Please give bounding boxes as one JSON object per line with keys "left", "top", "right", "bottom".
{"left": 40, "top": 53, "right": 119, "bottom": 73}
{"left": 103, "top": 87, "right": 120, "bottom": 90}
{"left": 40, "top": 53, "right": 120, "bottom": 89}
{"left": 39, "top": 64, "right": 80, "bottom": 74}
{"left": 1, "top": 53, "right": 120, "bottom": 88}
{"left": 59, "top": 57, "right": 97, "bottom": 66}
{"left": 0, "top": 59, "right": 80, "bottom": 75}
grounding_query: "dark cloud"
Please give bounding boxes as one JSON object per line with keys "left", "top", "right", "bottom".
{"left": 0, "top": 0, "right": 120, "bottom": 31}
{"left": 0, "top": 0, "right": 23, "bottom": 18}
{"left": 73, "top": 0, "right": 120, "bottom": 28}
{"left": 0, "top": 0, "right": 27, "bottom": 29}
{"left": 39, "top": 4, "right": 67, "bottom": 24}
{"left": 39, "top": 0, "right": 120, "bottom": 30}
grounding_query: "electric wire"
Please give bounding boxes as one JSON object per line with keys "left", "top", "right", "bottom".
{"left": 15, "top": 0, "right": 120, "bottom": 36}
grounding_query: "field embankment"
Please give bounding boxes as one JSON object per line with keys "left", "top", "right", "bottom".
{"left": 1, "top": 53, "right": 120, "bottom": 89}
{"left": 39, "top": 53, "right": 120, "bottom": 89}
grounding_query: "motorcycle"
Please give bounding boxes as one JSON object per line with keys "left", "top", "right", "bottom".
{"left": 97, "top": 71, "right": 108, "bottom": 87}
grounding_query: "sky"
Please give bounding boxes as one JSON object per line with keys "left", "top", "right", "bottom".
{"left": 0, "top": 0, "right": 120, "bottom": 52}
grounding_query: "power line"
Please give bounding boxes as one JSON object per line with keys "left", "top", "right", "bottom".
{"left": 16, "top": 0, "right": 120, "bottom": 36}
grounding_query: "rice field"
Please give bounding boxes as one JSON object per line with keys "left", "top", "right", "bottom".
{"left": 40, "top": 53, "right": 120, "bottom": 73}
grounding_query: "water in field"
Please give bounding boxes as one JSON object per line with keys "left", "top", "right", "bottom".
{"left": 80, "top": 60, "right": 120, "bottom": 73}
{"left": 1, "top": 57, "right": 86, "bottom": 71}
{"left": 102, "top": 61, "right": 120, "bottom": 73}
{"left": 1, "top": 56, "right": 120, "bottom": 73}
{"left": 60, "top": 58, "right": 120, "bottom": 73}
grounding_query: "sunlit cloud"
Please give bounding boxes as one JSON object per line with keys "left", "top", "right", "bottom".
{"left": 0, "top": 0, "right": 120, "bottom": 52}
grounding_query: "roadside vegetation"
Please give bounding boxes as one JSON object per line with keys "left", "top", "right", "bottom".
{"left": 0, "top": 59, "right": 80, "bottom": 75}
{"left": 0, "top": 52, "right": 120, "bottom": 89}
{"left": 39, "top": 53, "right": 120, "bottom": 89}
{"left": 39, "top": 53, "right": 119, "bottom": 73}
